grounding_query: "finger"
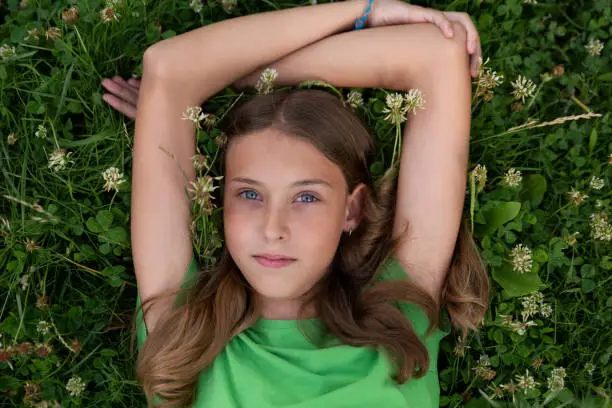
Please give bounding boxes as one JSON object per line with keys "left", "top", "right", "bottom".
{"left": 112, "top": 76, "right": 142, "bottom": 95}
{"left": 102, "top": 78, "right": 139, "bottom": 105}
{"left": 469, "top": 35, "right": 482, "bottom": 77}
{"left": 423, "top": 9, "right": 454, "bottom": 38}
{"left": 102, "top": 93, "right": 137, "bottom": 120}
{"left": 472, "top": 46, "right": 483, "bottom": 78}
{"left": 127, "top": 78, "right": 141, "bottom": 90}
{"left": 445, "top": 12, "right": 480, "bottom": 53}
{"left": 113, "top": 75, "right": 140, "bottom": 93}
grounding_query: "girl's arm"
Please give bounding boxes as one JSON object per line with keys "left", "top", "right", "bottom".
{"left": 145, "top": 1, "right": 371, "bottom": 103}
{"left": 232, "top": 23, "right": 466, "bottom": 91}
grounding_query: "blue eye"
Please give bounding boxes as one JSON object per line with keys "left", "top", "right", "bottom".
{"left": 296, "top": 193, "right": 319, "bottom": 203}
{"left": 239, "top": 190, "right": 260, "bottom": 200}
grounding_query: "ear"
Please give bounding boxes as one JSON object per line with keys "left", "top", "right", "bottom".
{"left": 344, "top": 183, "right": 367, "bottom": 232}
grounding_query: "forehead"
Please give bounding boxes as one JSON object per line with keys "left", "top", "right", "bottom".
{"left": 225, "top": 128, "right": 345, "bottom": 188}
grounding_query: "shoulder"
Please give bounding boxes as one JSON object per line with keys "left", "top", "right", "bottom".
{"left": 374, "top": 256, "right": 451, "bottom": 339}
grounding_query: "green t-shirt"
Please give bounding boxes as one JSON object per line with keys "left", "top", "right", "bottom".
{"left": 136, "top": 255, "right": 451, "bottom": 407}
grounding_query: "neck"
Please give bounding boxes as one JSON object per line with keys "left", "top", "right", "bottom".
{"left": 258, "top": 294, "right": 317, "bottom": 320}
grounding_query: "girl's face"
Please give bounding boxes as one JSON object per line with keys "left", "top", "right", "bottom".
{"left": 223, "top": 128, "right": 359, "bottom": 317}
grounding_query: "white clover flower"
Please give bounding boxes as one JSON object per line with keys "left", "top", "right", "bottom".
{"left": 404, "top": 88, "right": 425, "bottom": 115}
{"left": 498, "top": 314, "right": 514, "bottom": 326}
{"left": 7, "top": 133, "right": 18, "bottom": 145}
{"left": 474, "top": 57, "right": 503, "bottom": 102}
{"left": 181, "top": 106, "right": 206, "bottom": 128}
{"left": 589, "top": 176, "right": 605, "bottom": 190}
{"left": 201, "top": 113, "right": 217, "bottom": 128}
{"left": 25, "top": 238, "right": 39, "bottom": 253}
{"left": 346, "top": 90, "right": 364, "bottom": 110}
{"left": 188, "top": 176, "right": 223, "bottom": 214}
{"left": 584, "top": 362, "right": 595, "bottom": 376}
{"left": 475, "top": 58, "right": 504, "bottom": 90}
{"left": 562, "top": 231, "right": 579, "bottom": 247}
{"left": 511, "top": 75, "right": 536, "bottom": 104}
{"left": 539, "top": 303, "right": 553, "bottom": 318}
{"left": 521, "top": 294, "right": 540, "bottom": 321}
{"left": 0, "top": 44, "right": 16, "bottom": 59}
{"left": 452, "top": 335, "right": 470, "bottom": 357}
{"left": 567, "top": 187, "right": 588, "bottom": 206}
{"left": 595, "top": 200, "right": 603, "bottom": 208}
{"left": 589, "top": 211, "right": 612, "bottom": 241}
{"left": 45, "top": 27, "right": 62, "bottom": 41}
{"left": 220, "top": 0, "right": 237, "bottom": 12}
{"left": 189, "top": 0, "right": 203, "bottom": 13}
{"left": 510, "top": 319, "right": 537, "bottom": 335}
{"left": 500, "top": 382, "right": 519, "bottom": 395}
{"left": 37, "top": 321, "right": 52, "bottom": 336}
{"left": 20, "top": 274, "right": 29, "bottom": 290}
{"left": 503, "top": 168, "right": 522, "bottom": 188}
{"left": 100, "top": 6, "right": 120, "bottom": 23}
{"left": 102, "top": 167, "right": 126, "bottom": 192}
{"left": 473, "top": 354, "right": 496, "bottom": 381}
{"left": 516, "top": 370, "right": 538, "bottom": 393}
{"left": 215, "top": 133, "right": 228, "bottom": 148}
{"left": 255, "top": 68, "right": 279, "bottom": 95}
{"left": 382, "top": 93, "right": 406, "bottom": 124}
{"left": 529, "top": 291, "right": 544, "bottom": 304}
{"left": 510, "top": 243, "right": 533, "bottom": 274}
{"left": 191, "top": 154, "right": 210, "bottom": 172}
{"left": 547, "top": 367, "right": 566, "bottom": 392}
{"left": 472, "top": 164, "right": 487, "bottom": 191}
{"left": 66, "top": 376, "right": 86, "bottom": 397}
{"left": 585, "top": 38, "right": 604, "bottom": 56}
{"left": 35, "top": 125, "right": 47, "bottom": 139}
{"left": 521, "top": 292, "right": 552, "bottom": 321}
{"left": 61, "top": 6, "right": 79, "bottom": 24}
{"left": 48, "top": 148, "right": 72, "bottom": 172}
{"left": 0, "top": 216, "right": 10, "bottom": 237}
{"left": 24, "top": 28, "right": 40, "bottom": 41}
{"left": 523, "top": 0, "right": 537, "bottom": 4}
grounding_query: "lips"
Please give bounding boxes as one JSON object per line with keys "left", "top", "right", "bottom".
{"left": 253, "top": 254, "right": 296, "bottom": 268}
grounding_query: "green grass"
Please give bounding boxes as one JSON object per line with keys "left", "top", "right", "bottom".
{"left": 1, "top": 0, "right": 611, "bottom": 406}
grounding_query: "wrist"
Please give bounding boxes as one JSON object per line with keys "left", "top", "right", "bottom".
{"left": 352, "top": 0, "right": 374, "bottom": 30}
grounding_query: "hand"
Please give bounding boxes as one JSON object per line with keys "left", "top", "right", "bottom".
{"left": 101, "top": 76, "right": 141, "bottom": 120}
{"left": 363, "top": 0, "right": 482, "bottom": 77}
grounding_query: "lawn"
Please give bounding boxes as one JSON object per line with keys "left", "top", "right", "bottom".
{"left": 0, "top": 0, "right": 610, "bottom": 407}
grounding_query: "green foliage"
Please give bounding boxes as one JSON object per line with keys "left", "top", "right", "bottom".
{"left": 1, "top": 0, "right": 611, "bottom": 407}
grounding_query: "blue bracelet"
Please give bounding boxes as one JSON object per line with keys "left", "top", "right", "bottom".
{"left": 354, "top": 0, "right": 374, "bottom": 30}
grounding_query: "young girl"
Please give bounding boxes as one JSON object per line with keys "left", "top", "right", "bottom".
{"left": 102, "top": 1, "right": 489, "bottom": 407}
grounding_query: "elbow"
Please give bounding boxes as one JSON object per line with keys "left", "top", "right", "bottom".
{"left": 385, "top": 23, "right": 470, "bottom": 90}
{"left": 142, "top": 42, "right": 173, "bottom": 81}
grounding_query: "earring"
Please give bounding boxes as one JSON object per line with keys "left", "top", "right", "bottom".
{"left": 348, "top": 228, "right": 353, "bottom": 237}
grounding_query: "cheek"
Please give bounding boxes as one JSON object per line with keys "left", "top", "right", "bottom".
{"left": 223, "top": 205, "right": 253, "bottom": 247}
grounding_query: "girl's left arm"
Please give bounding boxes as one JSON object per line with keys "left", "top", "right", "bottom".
{"left": 234, "top": 22, "right": 467, "bottom": 91}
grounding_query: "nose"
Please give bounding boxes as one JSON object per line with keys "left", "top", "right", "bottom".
{"left": 262, "top": 204, "right": 289, "bottom": 242}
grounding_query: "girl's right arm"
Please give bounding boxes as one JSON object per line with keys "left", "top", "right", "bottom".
{"left": 132, "top": 1, "right": 374, "bottom": 334}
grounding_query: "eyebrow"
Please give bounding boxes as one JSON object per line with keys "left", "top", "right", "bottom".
{"left": 230, "top": 177, "right": 332, "bottom": 188}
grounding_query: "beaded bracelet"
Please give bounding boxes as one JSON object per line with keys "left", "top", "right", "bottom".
{"left": 354, "top": 0, "right": 374, "bottom": 30}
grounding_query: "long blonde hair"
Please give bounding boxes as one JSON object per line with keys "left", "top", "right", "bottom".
{"left": 132, "top": 90, "right": 490, "bottom": 407}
